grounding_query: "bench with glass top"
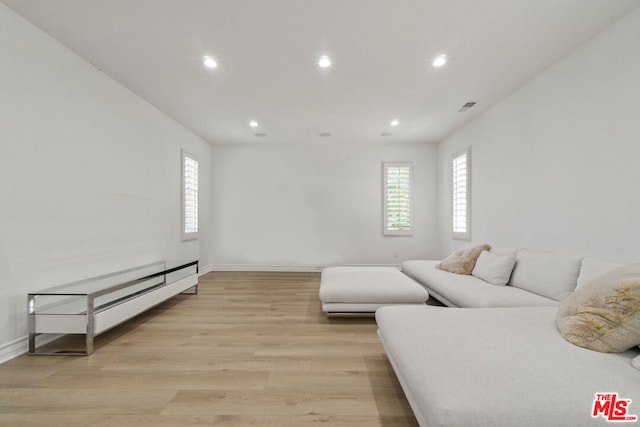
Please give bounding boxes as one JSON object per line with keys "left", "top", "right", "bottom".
{"left": 28, "top": 260, "right": 198, "bottom": 355}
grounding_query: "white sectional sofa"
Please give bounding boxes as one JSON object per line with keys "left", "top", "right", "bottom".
{"left": 376, "top": 249, "right": 640, "bottom": 427}
{"left": 402, "top": 249, "right": 584, "bottom": 308}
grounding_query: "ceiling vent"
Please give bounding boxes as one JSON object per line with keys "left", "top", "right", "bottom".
{"left": 458, "top": 101, "right": 477, "bottom": 112}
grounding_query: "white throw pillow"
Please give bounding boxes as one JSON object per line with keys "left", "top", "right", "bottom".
{"left": 472, "top": 251, "right": 517, "bottom": 286}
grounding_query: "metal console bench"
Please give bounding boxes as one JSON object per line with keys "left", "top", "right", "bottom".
{"left": 28, "top": 260, "right": 198, "bottom": 355}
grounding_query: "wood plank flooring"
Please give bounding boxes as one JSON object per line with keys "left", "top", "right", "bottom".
{"left": 0, "top": 271, "right": 418, "bottom": 426}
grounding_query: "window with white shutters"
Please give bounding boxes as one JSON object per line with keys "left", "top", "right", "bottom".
{"left": 383, "top": 162, "right": 414, "bottom": 236}
{"left": 452, "top": 147, "right": 470, "bottom": 240}
{"left": 182, "top": 150, "right": 199, "bottom": 241}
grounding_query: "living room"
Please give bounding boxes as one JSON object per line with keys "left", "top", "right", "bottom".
{"left": 1, "top": 1, "right": 639, "bottom": 425}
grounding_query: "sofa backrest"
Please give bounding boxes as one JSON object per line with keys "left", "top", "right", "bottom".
{"left": 576, "top": 257, "right": 626, "bottom": 290}
{"left": 489, "top": 247, "right": 519, "bottom": 257}
{"left": 510, "top": 250, "right": 583, "bottom": 302}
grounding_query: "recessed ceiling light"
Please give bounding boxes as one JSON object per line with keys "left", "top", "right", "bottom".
{"left": 255, "top": 133, "right": 268, "bottom": 137}
{"left": 249, "top": 120, "right": 258, "bottom": 128}
{"left": 380, "top": 132, "right": 393, "bottom": 137}
{"left": 432, "top": 54, "right": 447, "bottom": 68}
{"left": 318, "top": 55, "right": 331, "bottom": 68}
{"left": 319, "top": 132, "right": 332, "bottom": 137}
{"left": 203, "top": 55, "right": 217, "bottom": 68}
{"left": 390, "top": 119, "right": 399, "bottom": 127}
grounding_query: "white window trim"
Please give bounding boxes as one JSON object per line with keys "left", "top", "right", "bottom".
{"left": 181, "top": 149, "right": 199, "bottom": 241}
{"left": 452, "top": 146, "right": 471, "bottom": 240}
{"left": 383, "top": 161, "right": 414, "bottom": 237}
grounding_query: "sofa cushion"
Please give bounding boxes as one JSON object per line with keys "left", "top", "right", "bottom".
{"left": 576, "top": 257, "right": 625, "bottom": 290}
{"left": 437, "top": 244, "right": 491, "bottom": 275}
{"left": 472, "top": 250, "right": 517, "bottom": 286}
{"left": 633, "top": 354, "right": 640, "bottom": 371}
{"left": 403, "top": 260, "right": 558, "bottom": 307}
{"left": 376, "top": 305, "right": 640, "bottom": 427}
{"left": 510, "top": 250, "right": 582, "bottom": 302}
{"left": 557, "top": 265, "right": 640, "bottom": 352}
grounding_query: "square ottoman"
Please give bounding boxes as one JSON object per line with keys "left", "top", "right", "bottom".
{"left": 319, "top": 266, "right": 429, "bottom": 316}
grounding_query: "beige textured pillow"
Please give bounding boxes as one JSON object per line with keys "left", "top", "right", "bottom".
{"left": 557, "top": 265, "right": 640, "bottom": 352}
{"left": 437, "top": 244, "right": 491, "bottom": 275}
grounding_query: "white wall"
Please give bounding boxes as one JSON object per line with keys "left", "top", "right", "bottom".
{"left": 211, "top": 142, "right": 438, "bottom": 268}
{"left": 0, "top": 4, "right": 211, "bottom": 359}
{"left": 437, "top": 7, "right": 640, "bottom": 262}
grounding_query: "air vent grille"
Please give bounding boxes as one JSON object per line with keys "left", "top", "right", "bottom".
{"left": 458, "top": 101, "right": 477, "bottom": 112}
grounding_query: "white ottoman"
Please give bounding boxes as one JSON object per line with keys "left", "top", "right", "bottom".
{"left": 319, "top": 266, "right": 429, "bottom": 315}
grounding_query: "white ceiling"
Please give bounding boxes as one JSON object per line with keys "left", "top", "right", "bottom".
{"left": 3, "top": 0, "right": 639, "bottom": 145}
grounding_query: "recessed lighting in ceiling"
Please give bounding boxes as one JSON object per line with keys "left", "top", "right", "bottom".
{"left": 249, "top": 120, "right": 258, "bottom": 128}
{"left": 319, "top": 132, "right": 332, "bottom": 137}
{"left": 203, "top": 55, "right": 217, "bottom": 68}
{"left": 390, "top": 119, "right": 399, "bottom": 127}
{"left": 432, "top": 54, "right": 447, "bottom": 68}
{"left": 318, "top": 55, "right": 331, "bottom": 68}
{"left": 254, "top": 133, "right": 268, "bottom": 137}
{"left": 380, "top": 132, "right": 393, "bottom": 137}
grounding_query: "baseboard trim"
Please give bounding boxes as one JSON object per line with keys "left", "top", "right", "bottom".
{"left": 198, "top": 263, "right": 213, "bottom": 276}
{"left": 0, "top": 334, "right": 63, "bottom": 364}
{"left": 210, "top": 263, "right": 401, "bottom": 272}
{"left": 0, "top": 336, "right": 27, "bottom": 364}
{"left": 211, "top": 264, "right": 323, "bottom": 272}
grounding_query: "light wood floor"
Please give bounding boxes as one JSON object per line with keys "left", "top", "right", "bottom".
{"left": 0, "top": 271, "right": 418, "bottom": 426}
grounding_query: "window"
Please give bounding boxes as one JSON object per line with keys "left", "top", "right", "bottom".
{"left": 452, "top": 147, "right": 471, "bottom": 240}
{"left": 383, "top": 162, "right": 413, "bottom": 236}
{"left": 181, "top": 150, "right": 199, "bottom": 241}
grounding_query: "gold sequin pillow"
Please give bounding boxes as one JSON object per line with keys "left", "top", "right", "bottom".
{"left": 557, "top": 265, "right": 640, "bottom": 352}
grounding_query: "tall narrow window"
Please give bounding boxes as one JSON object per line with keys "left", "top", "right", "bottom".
{"left": 383, "top": 162, "right": 413, "bottom": 236}
{"left": 182, "top": 150, "right": 199, "bottom": 241}
{"left": 452, "top": 147, "right": 471, "bottom": 240}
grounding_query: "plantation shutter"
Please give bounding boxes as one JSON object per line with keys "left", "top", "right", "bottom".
{"left": 452, "top": 147, "right": 470, "bottom": 240}
{"left": 182, "top": 150, "right": 199, "bottom": 240}
{"left": 383, "top": 162, "right": 413, "bottom": 236}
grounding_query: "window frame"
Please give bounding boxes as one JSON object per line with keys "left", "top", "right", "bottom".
{"left": 451, "top": 146, "right": 471, "bottom": 240}
{"left": 181, "top": 149, "right": 199, "bottom": 241}
{"left": 382, "top": 161, "right": 414, "bottom": 237}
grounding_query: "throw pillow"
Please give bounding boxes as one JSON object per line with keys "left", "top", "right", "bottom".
{"left": 437, "top": 244, "right": 491, "bottom": 275}
{"left": 472, "top": 251, "right": 517, "bottom": 286}
{"left": 556, "top": 265, "right": 640, "bottom": 352}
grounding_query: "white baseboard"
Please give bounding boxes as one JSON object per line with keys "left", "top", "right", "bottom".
{"left": 0, "top": 334, "right": 64, "bottom": 364}
{"left": 211, "top": 264, "right": 323, "bottom": 272}
{"left": 0, "top": 336, "right": 27, "bottom": 364}
{"left": 210, "top": 263, "right": 401, "bottom": 272}
{"left": 198, "top": 263, "right": 213, "bottom": 275}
